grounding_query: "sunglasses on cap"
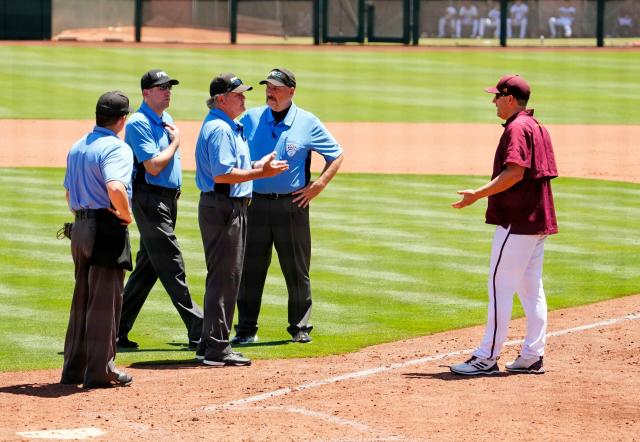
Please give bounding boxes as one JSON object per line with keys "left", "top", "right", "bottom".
{"left": 226, "top": 77, "right": 244, "bottom": 93}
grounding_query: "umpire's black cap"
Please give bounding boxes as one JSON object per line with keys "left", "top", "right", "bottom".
{"left": 141, "top": 69, "right": 180, "bottom": 90}
{"left": 96, "top": 91, "right": 133, "bottom": 117}
{"left": 259, "top": 68, "right": 296, "bottom": 88}
{"left": 209, "top": 73, "right": 253, "bottom": 96}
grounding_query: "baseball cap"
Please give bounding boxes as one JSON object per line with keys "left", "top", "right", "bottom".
{"left": 209, "top": 73, "right": 253, "bottom": 96}
{"left": 95, "top": 90, "right": 133, "bottom": 116}
{"left": 259, "top": 68, "right": 296, "bottom": 88}
{"left": 141, "top": 69, "right": 179, "bottom": 90}
{"left": 485, "top": 74, "right": 531, "bottom": 100}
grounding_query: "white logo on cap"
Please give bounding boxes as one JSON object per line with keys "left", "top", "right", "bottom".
{"left": 230, "top": 76, "right": 239, "bottom": 82}
{"left": 286, "top": 143, "right": 298, "bottom": 157}
{"left": 155, "top": 71, "right": 169, "bottom": 79}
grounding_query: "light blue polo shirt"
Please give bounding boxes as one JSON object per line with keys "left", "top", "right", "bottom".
{"left": 125, "top": 101, "right": 182, "bottom": 189}
{"left": 63, "top": 126, "right": 133, "bottom": 211}
{"left": 194, "top": 108, "right": 252, "bottom": 198}
{"left": 240, "top": 103, "right": 342, "bottom": 194}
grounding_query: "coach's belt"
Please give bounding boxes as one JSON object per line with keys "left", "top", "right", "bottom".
{"left": 253, "top": 192, "right": 293, "bottom": 200}
{"left": 135, "top": 183, "right": 181, "bottom": 199}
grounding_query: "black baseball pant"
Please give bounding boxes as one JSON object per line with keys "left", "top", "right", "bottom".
{"left": 198, "top": 192, "right": 249, "bottom": 360}
{"left": 119, "top": 185, "right": 203, "bottom": 343}
{"left": 236, "top": 194, "right": 313, "bottom": 338}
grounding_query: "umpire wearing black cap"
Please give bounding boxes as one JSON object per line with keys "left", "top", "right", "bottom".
{"left": 61, "top": 91, "right": 134, "bottom": 388}
{"left": 118, "top": 69, "right": 204, "bottom": 350}
{"left": 194, "top": 73, "right": 289, "bottom": 366}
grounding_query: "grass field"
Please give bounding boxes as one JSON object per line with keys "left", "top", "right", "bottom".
{"left": 1, "top": 45, "right": 638, "bottom": 372}
{"left": 1, "top": 45, "right": 639, "bottom": 124}
{"left": 1, "top": 168, "right": 639, "bottom": 371}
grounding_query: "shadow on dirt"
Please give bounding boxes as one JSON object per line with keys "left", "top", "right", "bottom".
{"left": 0, "top": 383, "right": 86, "bottom": 398}
{"left": 402, "top": 371, "right": 510, "bottom": 380}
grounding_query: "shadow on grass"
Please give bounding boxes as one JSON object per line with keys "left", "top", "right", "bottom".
{"left": 129, "top": 359, "right": 202, "bottom": 369}
{"left": 0, "top": 383, "right": 86, "bottom": 398}
{"left": 230, "top": 339, "right": 292, "bottom": 348}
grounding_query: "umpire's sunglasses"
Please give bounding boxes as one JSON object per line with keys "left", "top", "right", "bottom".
{"left": 495, "top": 92, "right": 511, "bottom": 99}
{"left": 226, "top": 78, "right": 244, "bottom": 93}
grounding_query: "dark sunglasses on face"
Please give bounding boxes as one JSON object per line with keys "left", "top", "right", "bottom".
{"left": 495, "top": 92, "right": 510, "bottom": 99}
{"left": 155, "top": 84, "right": 173, "bottom": 91}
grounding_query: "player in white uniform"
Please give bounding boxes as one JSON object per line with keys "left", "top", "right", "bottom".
{"left": 549, "top": 0, "right": 576, "bottom": 37}
{"left": 456, "top": 1, "right": 479, "bottom": 38}
{"left": 478, "top": 0, "right": 501, "bottom": 38}
{"left": 438, "top": 3, "right": 458, "bottom": 37}
{"left": 508, "top": 0, "right": 528, "bottom": 38}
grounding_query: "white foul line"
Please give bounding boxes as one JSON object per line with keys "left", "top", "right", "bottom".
{"left": 16, "top": 427, "right": 105, "bottom": 440}
{"left": 207, "top": 312, "right": 640, "bottom": 411}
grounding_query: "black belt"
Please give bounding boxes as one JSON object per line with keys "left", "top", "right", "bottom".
{"left": 135, "top": 183, "right": 181, "bottom": 199}
{"left": 203, "top": 191, "right": 251, "bottom": 206}
{"left": 75, "top": 209, "right": 101, "bottom": 220}
{"left": 253, "top": 192, "right": 294, "bottom": 200}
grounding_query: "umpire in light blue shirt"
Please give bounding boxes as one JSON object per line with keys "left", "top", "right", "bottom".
{"left": 194, "top": 73, "right": 288, "bottom": 366}
{"left": 61, "top": 91, "right": 134, "bottom": 388}
{"left": 233, "top": 68, "right": 344, "bottom": 345}
{"left": 118, "top": 69, "right": 203, "bottom": 349}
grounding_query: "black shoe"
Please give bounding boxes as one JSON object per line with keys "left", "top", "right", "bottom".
{"left": 195, "top": 346, "right": 205, "bottom": 362}
{"left": 188, "top": 339, "right": 201, "bottom": 350}
{"left": 203, "top": 353, "right": 251, "bottom": 367}
{"left": 116, "top": 335, "right": 139, "bottom": 349}
{"left": 84, "top": 370, "right": 133, "bottom": 388}
{"left": 291, "top": 331, "right": 312, "bottom": 343}
{"left": 231, "top": 334, "right": 258, "bottom": 345}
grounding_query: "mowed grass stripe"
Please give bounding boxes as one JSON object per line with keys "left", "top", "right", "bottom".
{"left": 0, "top": 168, "right": 639, "bottom": 370}
{"left": 2, "top": 46, "right": 639, "bottom": 124}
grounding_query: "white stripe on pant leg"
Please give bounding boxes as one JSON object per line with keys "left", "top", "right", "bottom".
{"left": 476, "top": 227, "right": 546, "bottom": 359}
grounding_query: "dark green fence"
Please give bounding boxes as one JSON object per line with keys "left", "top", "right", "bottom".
{"left": 0, "top": 0, "right": 51, "bottom": 40}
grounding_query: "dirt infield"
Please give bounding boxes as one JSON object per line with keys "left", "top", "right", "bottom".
{"left": 2, "top": 120, "right": 639, "bottom": 183}
{"left": 0, "top": 296, "right": 638, "bottom": 440}
{"left": 0, "top": 119, "right": 639, "bottom": 440}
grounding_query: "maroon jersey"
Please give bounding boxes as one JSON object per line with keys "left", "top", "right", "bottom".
{"left": 486, "top": 109, "right": 559, "bottom": 235}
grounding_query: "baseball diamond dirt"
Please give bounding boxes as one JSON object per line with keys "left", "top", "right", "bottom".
{"left": 0, "top": 117, "right": 638, "bottom": 440}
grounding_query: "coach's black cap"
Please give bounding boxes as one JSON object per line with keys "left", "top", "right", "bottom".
{"left": 95, "top": 91, "right": 133, "bottom": 116}
{"left": 259, "top": 68, "right": 296, "bottom": 88}
{"left": 141, "top": 69, "right": 179, "bottom": 90}
{"left": 209, "top": 73, "right": 253, "bottom": 96}
{"left": 485, "top": 74, "right": 530, "bottom": 100}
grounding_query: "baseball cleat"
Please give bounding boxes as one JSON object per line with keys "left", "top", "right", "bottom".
{"left": 116, "top": 335, "right": 139, "bottom": 349}
{"left": 505, "top": 355, "right": 545, "bottom": 374}
{"left": 203, "top": 352, "right": 251, "bottom": 367}
{"left": 450, "top": 356, "right": 500, "bottom": 375}
{"left": 231, "top": 334, "right": 258, "bottom": 345}
{"left": 291, "top": 331, "right": 312, "bottom": 343}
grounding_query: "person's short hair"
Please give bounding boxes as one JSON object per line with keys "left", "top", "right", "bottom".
{"left": 96, "top": 113, "right": 123, "bottom": 127}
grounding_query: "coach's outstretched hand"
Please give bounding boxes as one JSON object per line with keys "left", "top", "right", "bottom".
{"left": 452, "top": 189, "right": 479, "bottom": 209}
